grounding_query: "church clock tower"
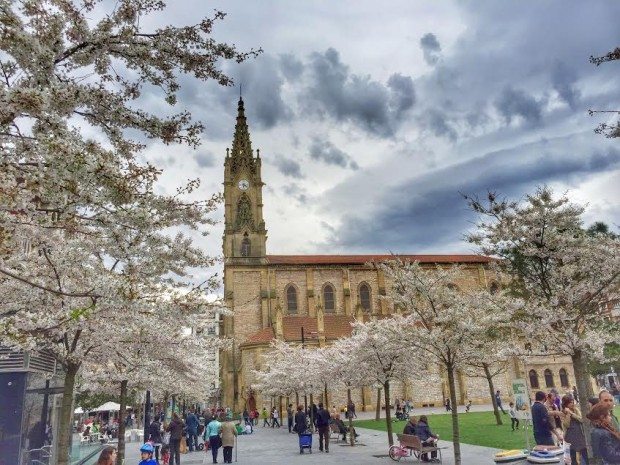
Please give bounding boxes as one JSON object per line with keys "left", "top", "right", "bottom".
{"left": 223, "top": 97, "right": 267, "bottom": 264}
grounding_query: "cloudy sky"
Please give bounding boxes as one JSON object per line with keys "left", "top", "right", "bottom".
{"left": 142, "top": 1, "right": 620, "bottom": 266}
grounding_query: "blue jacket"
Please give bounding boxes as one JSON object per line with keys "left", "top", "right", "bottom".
{"left": 186, "top": 413, "right": 199, "bottom": 433}
{"left": 139, "top": 460, "right": 157, "bottom": 465}
{"left": 416, "top": 421, "right": 437, "bottom": 441}
{"left": 590, "top": 427, "right": 620, "bottom": 464}
{"left": 531, "top": 402, "right": 552, "bottom": 435}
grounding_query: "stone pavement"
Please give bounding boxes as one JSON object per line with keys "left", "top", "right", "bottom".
{"left": 122, "top": 423, "right": 502, "bottom": 465}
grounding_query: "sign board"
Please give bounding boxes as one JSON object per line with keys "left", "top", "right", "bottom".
{"left": 512, "top": 378, "right": 532, "bottom": 420}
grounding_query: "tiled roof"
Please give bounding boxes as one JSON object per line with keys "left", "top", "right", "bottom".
{"left": 240, "top": 314, "right": 355, "bottom": 348}
{"left": 266, "top": 254, "right": 493, "bottom": 266}
{"left": 243, "top": 327, "right": 275, "bottom": 345}
{"left": 282, "top": 314, "right": 354, "bottom": 341}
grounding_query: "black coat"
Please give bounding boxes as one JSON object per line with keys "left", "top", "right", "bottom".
{"left": 149, "top": 421, "right": 162, "bottom": 443}
{"left": 294, "top": 411, "right": 307, "bottom": 433}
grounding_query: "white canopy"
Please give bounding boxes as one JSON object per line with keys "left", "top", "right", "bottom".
{"left": 74, "top": 407, "right": 84, "bottom": 414}
{"left": 92, "top": 401, "right": 131, "bottom": 412}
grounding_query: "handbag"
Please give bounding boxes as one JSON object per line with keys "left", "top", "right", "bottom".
{"left": 180, "top": 439, "right": 187, "bottom": 454}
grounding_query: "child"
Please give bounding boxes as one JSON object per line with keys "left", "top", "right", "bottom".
{"left": 508, "top": 402, "right": 519, "bottom": 431}
{"left": 160, "top": 444, "right": 170, "bottom": 465}
{"left": 138, "top": 443, "right": 157, "bottom": 465}
{"left": 465, "top": 400, "right": 472, "bottom": 413}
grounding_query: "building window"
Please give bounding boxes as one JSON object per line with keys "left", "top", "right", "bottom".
{"left": 241, "top": 236, "right": 251, "bottom": 257}
{"left": 286, "top": 285, "right": 298, "bottom": 314}
{"left": 323, "top": 284, "right": 335, "bottom": 313}
{"left": 359, "top": 283, "right": 371, "bottom": 312}
{"left": 544, "top": 369, "right": 555, "bottom": 388}
{"left": 529, "top": 370, "right": 540, "bottom": 389}
{"left": 559, "top": 368, "right": 569, "bottom": 388}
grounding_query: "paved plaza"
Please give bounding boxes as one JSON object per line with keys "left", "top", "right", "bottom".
{"left": 123, "top": 423, "right": 500, "bottom": 465}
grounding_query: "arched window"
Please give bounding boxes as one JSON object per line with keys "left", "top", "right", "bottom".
{"left": 323, "top": 284, "right": 335, "bottom": 313}
{"left": 241, "top": 236, "right": 251, "bottom": 257}
{"left": 529, "top": 370, "right": 540, "bottom": 389}
{"left": 544, "top": 368, "right": 555, "bottom": 388}
{"left": 559, "top": 368, "right": 569, "bottom": 388}
{"left": 359, "top": 283, "right": 371, "bottom": 312}
{"left": 286, "top": 285, "right": 298, "bottom": 314}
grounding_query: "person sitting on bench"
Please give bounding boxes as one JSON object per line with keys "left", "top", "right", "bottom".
{"left": 416, "top": 415, "right": 439, "bottom": 463}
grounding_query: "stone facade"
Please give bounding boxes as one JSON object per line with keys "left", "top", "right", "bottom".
{"left": 219, "top": 98, "right": 578, "bottom": 412}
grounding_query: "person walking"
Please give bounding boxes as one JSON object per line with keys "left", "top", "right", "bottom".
{"left": 315, "top": 403, "right": 331, "bottom": 453}
{"left": 185, "top": 409, "right": 199, "bottom": 452}
{"left": 294, "top": 405, "right": 307, "bottom": 435}
{"left": 205, "top": 415, "right": 222, "bottom": 464}
{"left": 600, "top": 390, "right": 620, "bottom": 430}
{"left": 271, "top": 407, "right": 281, "bottom": 428}
{"left": 148, "top": 417, "right": 163, "bottom": 463}
{"left": 261, "top": 407, "right": 270, "bottom": 427}
{"left": 444, "top": 398, "right": 451, "bottom": 412}
{"left": 165, "top": 413, "right": 184, "bottom": 465}
{"left": 508, "top": 403, "right": 519, "bottom": 431}
{"left": 220, "top": 418, "right": 237, "bottom": 464}
{"left": 287, "top": 404, "right": 294, "bottom": 433}
{"left": 495, "top": 390, "right": 506, "bottom": 414}
{"left": 347, "top": 400, "right": 357, "bottom": 419}
{"left": 586, "top": 402, "right": 620, "bottom": 464}
{"left": 417, "top": 415, "right": 439, "bottom": 463}
{"left": 561, "top": 395, "right": 588, "bottom": 465}
{"left": 532, "top": 391, "right": 555, "bottom": 446}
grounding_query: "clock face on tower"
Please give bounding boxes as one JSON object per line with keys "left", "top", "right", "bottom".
{"left": 237, "top": 179, "right": 249, "bottom": 191}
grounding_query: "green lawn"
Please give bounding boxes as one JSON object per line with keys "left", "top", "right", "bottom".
{"left": 355, "top": 407, "right": 620, "bottom": 450}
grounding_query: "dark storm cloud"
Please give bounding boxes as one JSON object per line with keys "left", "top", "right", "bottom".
{"left": 271, "top": 154, "right": 304, "bottom": 179}
{"left": 551, "top": 61, "right": 581, "bottom": 109}
{"left": 282, "top": 183, "right": 308, "bottom": 204}
{"left": 303, "top": 48, "right": 415, "bottom": 137}
{"left": 326, "top": 135, "right": 620, "bottom": 252}
{"left": 308, "top": 137, "right": 359, "bottom": 170}
{"left": 279, "top": 53, "right": 304, "bottom": 81}
{"left": 420, "top": 33, "right": 441, "bottom": 66}
{"left": 194, "top": 151, "right": 215, "bottom": 168}
{"left": 387, "top": 73, "right": 416, "bottom": 116}
{"left": 424, "top": 109, "right": 457, "bottom": 141}
{"left": 495, "top": 86, "right": 545, "bottom": 126}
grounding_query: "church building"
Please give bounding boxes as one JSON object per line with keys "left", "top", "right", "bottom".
{"left": 219, "top": 97, "right": 576, "bottom": 412}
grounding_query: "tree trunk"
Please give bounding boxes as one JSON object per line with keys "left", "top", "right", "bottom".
{"left": 56, "top": 361, "right": 80, "bottom": 465}
{"left": 309, "top": 393, "right": 314, "bottom": 432}
{"left": 483, "top": 363, "right": 503, "bottom": 426}
{"left": 323, "top": 382, "right": 329, "bottom": 408}
{"left": 295, "top": 392, "right": 299, "bottom": 408}
{"left": 375, "top": 387, "right": 382, "bottom": 421}
{"left": 117, "top": 380, "right": 129, "bottom": 465}
{"left": 383, "top": 381, "right": 394, "bottom": 446}
{"left": 347, "top": 388, "right": 355, "bottom": 447}
{"left": 572, "top": 350, "right": 595, "bottom": 456}
{"left": 447, "top": 364, "right": 462, "bottom": 465}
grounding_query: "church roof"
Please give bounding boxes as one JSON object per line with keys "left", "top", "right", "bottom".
{"left": 239, "top": 314, "right": 355, "bottom": 348}
{"left": 266, "top": 254, "right": 493, "bottom": 266}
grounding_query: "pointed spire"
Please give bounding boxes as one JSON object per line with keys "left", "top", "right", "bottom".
{"left": 230, "top": 96, "right": 254, "bottom": 167}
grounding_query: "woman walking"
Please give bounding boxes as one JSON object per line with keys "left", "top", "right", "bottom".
{"left": 165, "top": 413, "right": 184, "bottom": 465}
{"left": 561, "top": 395, "right": 588, "bottom": 465}
{"left": 220, "top": 417, "right": 238, "bottom": 464}
{"left": 148, "top": 417, "right": 163, "bottom": 463}
{"left": 205, "top": 414, "right": 222, "bottom": 464}
{"left": 271, "top": 407, "right": 280, "bottom": 428}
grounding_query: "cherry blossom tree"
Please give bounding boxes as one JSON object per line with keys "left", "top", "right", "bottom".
{"left": 0, "top": 2, "right": 257, "bottom": 463}
{"left": 379, "top": 260, "right": 509, "bottom": 465}
{"left": 465, "top": 187, "right": 620, "bottom": 449}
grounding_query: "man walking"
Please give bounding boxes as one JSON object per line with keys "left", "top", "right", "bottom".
{"left": 287, "top": 404, "right": 294, "bottom": 433}
{"left": 495, "top": 390, "right": 506, "bottom": 414}
{"left": 315, "top": 403, "right": 331, "bottom": 453}
{"left": 347, "top": 400, "right": 357, "bottom": 419}
{"left": 531, "top": 391, "right": 554, "bottom": 445}
{"left": 166, "top": 413, "right": 184, "bottom": 465}
{"left": 185, "top": 409, "right": 199, "bottom": 452}
{"left": 599, "top": 390, "right": 619, "bottom": 429}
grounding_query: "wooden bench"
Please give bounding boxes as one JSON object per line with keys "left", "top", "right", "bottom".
{"left": 396, "top": 433, "right": 443, "bottom": 462}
